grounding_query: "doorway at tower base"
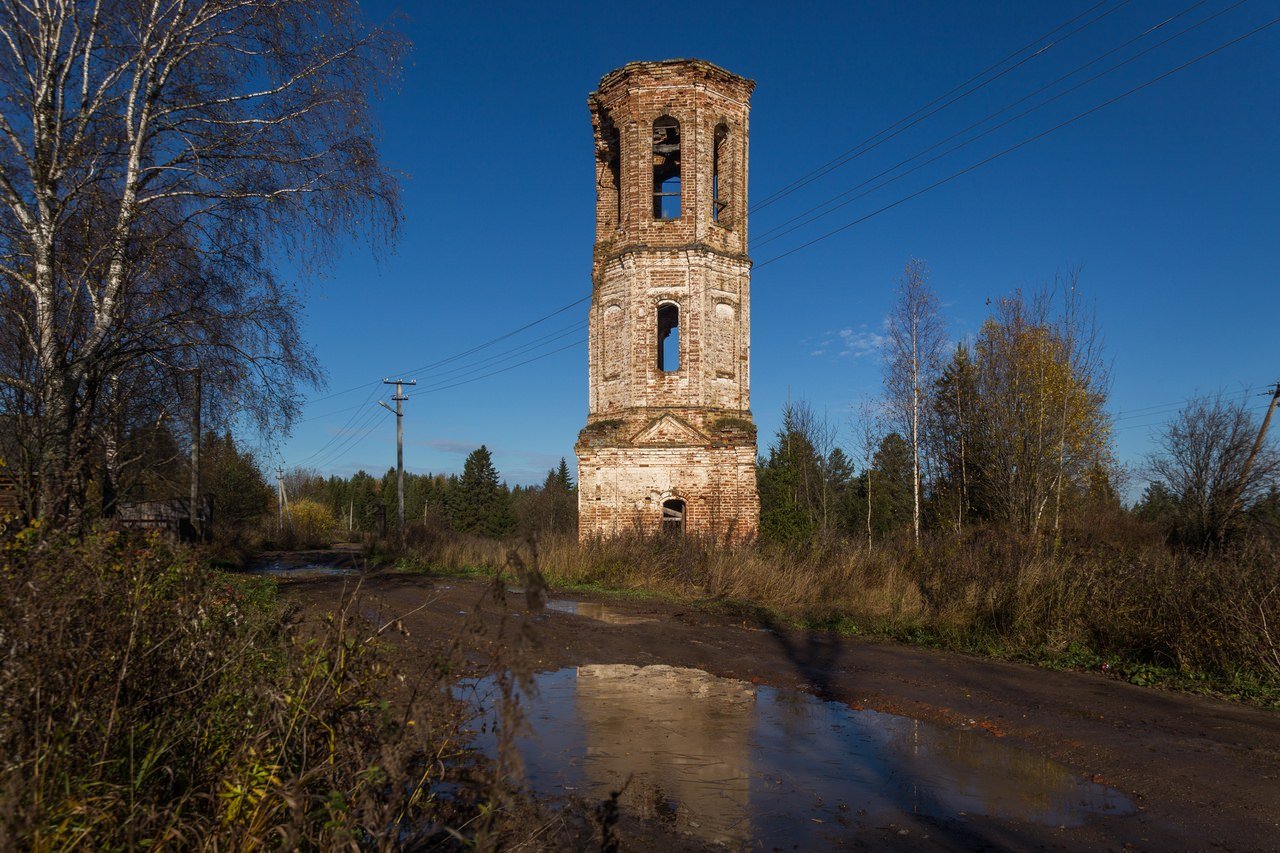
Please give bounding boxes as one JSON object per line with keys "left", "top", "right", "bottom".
{"left": 575, "top": 441, "right": 759, "bottom": 543}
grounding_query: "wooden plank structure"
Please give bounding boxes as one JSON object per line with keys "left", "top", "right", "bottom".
{"left": 118, "top": 496, "right": 213, "bottom": 542}
{"left": 0, "top": 472, "right": 19, "bottom": 518}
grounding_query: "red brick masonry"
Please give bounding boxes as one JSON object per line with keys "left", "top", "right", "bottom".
{"left": 576, "top": 60, "right": 760, "bottom": 542}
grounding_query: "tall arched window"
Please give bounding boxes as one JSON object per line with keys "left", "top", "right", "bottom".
{"left": 657, "top": 302, "right": 679, "bottom": 372}
{"left": 652, "top": 116, "right": 681, "bottom": 220}
{"left": 712, "top": 122, "right": 729, "bottom": 223}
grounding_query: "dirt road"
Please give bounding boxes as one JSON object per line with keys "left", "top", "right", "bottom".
{"left": 281, "top": 566, "right": 1280, "bottom": 851}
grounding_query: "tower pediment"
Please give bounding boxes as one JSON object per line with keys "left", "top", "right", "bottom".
{"left": 631, "top": 414, "right": 708, "bottom": 447}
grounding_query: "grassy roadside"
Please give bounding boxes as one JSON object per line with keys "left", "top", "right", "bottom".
{"left": 0, "top": 527, "right": 579, "bottom": 848}
{"left": 379, "top": 528, "right": 1280, "bottom": 710}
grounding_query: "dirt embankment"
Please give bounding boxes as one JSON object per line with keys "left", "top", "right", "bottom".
{"left": 281, "top": 565, "right": 1280, "bottom": 851}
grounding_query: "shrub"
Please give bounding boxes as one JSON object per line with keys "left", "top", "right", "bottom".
{"left": 287, "top": 497, "right": 338, "bottom": 547}
{"left": 0, "top": 527, "right": 482, "bottom": 847}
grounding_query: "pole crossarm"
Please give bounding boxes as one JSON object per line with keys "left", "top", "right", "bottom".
{"left": 379, "top": 378, "right": 417, "bottom": 538}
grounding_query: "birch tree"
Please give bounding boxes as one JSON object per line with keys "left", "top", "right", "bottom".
{"left": 0, "top": 1, "right": 403, "bottom": 522}
{"left": 965, "top": 287, "right": 1111, "bottom": 535}
{"left": 852, "top": 398, "right": 884, "bottom": 553}
{"left": 883, "top": 259, "right": 945, "bottom": 545}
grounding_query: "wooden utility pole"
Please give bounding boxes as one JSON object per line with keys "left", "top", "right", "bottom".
{"left": 190, "top": 366, "right": 202, "bottom": 541}
{"left": 379, "top": 378, "right": 417, "bottom": 538}
{"left": 276, "top": 467, "right": 292, "bottom": 536}
{"left": 1228, "top": 381, "right": 1280, "bottom": 520}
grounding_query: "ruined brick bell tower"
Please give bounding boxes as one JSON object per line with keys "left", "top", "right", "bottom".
{"left": 575, "top": 60, "right": 760, "bottom": 541}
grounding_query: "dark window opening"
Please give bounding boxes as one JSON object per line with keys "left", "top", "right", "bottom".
{"left": 662, "top": 498, "right": 686, "bottom": 535}
{"left": 652, "top": 116, "right": 681, "bottom": 220}
{"left": 712, "top": 123, "right": 729, "bottom": 223}
{"left": 657, "top": 302, "right": 679, "bottom": 372}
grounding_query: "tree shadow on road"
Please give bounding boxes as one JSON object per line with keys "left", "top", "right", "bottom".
{"left": 755, "top": 611, "right": 845, "bottom": 701}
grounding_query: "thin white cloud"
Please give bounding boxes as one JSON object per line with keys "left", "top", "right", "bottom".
{"left": 836, "top": 324, "right": 886, "bottom": 358}
{"left": 809, "top": 322, "right": 888, "bottom": 359}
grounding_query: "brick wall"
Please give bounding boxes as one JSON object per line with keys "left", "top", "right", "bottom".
{"left": 577, "top": 59, "right": 759, "bottom": 542}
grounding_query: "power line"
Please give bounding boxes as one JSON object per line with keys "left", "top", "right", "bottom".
{"left": 293, "top": 383, "right": 384, "bottom": 463}
{"left": 413, "top": 321, "right": 586, "bottom": 385}
{"left": 292, "top": 10, "right": 1276, "bottom": 472}
{"left": 1111, "top": 386, "right": 1258, "bottom": 421}
{"left": 754, "top": 13, "right": 1280, "bottom": 269}
{"left": 398, "top": 295, "right": 590, "bottom": 381}
{"left": 751, "top": 0, "right": 1223, "bottom": 248}
{"left": 296, "top": 318, "right": 587, "bottom": 425}
{"left": 300, "top": 340, "right": 587, "bottom": 472}
{"left": 408, "top": 339, "right": 586, "bottom": 397}
{"left": 298, "top": 402, "right": 384, "bottom": 470}
{"left": 749, "top": 0, "right": 1128, "bottom": 215}
{"left": 297, "top": 294, "right": 590, "bottom": 409}
{"left": 292, "top": 295, "right": 592, "bottom": 466}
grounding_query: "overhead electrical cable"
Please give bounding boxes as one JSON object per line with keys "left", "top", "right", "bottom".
{"left": 754, "top": 13, "right": 1280, "bottom": 269}
{"left": 408, "top": 339, "right": 587, "bottom": 397}
{"left": 411, "top": 321, "right": 587, "bottom": 385}
{"left": 752, "top": 0, "right": 1246, "bottom": 251}
{"left": 297, "top": 402, "right": 384, "bottom": 470}
{"left": 749, "top": 0, "right": 1129, "bottom": 215}
{"left": 292, "top": 9, "right": 1276, "bottom": 472}
{"left": 298, "top": 294, "right": 591, "bottom": 408}
{"left": 398, "top": 295, "right": 590, "bottom": 381}
{"left": 751, "top": 0, "right": 1220, "bottom": 247}
{"left": 296, "top": 319, "right": 588, "bottom": 424}
{"left": 293, "top": 384, "right": 384, "bottom": 464}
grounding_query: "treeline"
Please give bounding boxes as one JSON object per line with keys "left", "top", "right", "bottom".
{"left": 759, "top": 263, "right": 1278, "bottom": 552}
{"left": 281, "top": 447, "right": 577, "bottom": 543}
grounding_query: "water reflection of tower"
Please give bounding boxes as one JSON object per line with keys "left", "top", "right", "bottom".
{"left": 572, "top": 665, "right": 756, "bottom": 844}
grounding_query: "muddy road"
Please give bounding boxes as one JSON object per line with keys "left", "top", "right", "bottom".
{"left": 274, "top": 561, "right": 1280, "bottom": 851}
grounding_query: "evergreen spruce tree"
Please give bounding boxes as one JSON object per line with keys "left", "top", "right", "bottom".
{"left": 757, "top": 407, "right": 823, "bottom": 546}
{"left": 451, "top": 446, "right": 514, "bottom": 537}
{"left": 551, "top": 457, "right": 577, "bottom": 535}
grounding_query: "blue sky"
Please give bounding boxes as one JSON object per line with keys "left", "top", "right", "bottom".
{"left": 277, "top": 0, "right": 1280, "bottom": 492}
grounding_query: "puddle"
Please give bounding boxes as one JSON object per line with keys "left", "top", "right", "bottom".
{"left": 504, "top": 588, "right": 651, "bottom": 625}
{"left": 464, "top": 664, "right": 1133, "bottom": 847}
{"left": 247, "top": 562, "right": 358, "bottom": 581}
{"left": 544, "top": 599, "right": 653, "bottom": 625}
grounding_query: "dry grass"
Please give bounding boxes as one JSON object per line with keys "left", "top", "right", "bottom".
{"left": 0, "top": 526, "right": 615, "bottom": 849}
{"left": 399, "top": 521, "right": 1280, "bottom": 705}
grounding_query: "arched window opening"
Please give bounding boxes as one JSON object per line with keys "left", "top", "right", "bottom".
{"left": 662, "top": 498, "right": 686, "bottom": 535}
{"left": 712, "top": 123, "right": 729, "bottom": 223}
{"left": 657, "top": 302, "right": 679, "bottom": 372}
{"left": 652, "top": 116, "right": 681, "bottom": 220}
